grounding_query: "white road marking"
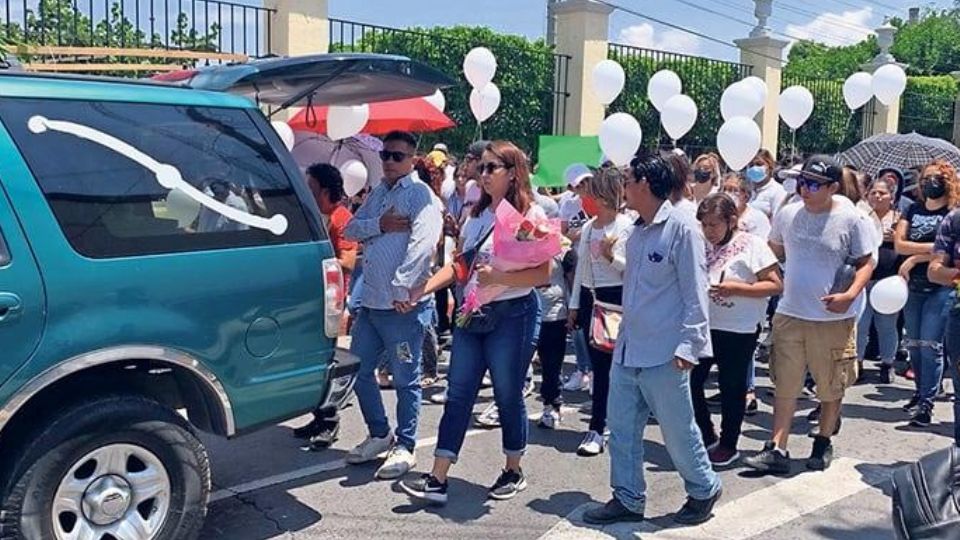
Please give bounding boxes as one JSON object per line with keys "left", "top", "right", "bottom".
{"left": 209, "top": 406, "right": 568, "bottom": 503}
{"left": 538, "top": 457, "right": 890, "bottom": 540}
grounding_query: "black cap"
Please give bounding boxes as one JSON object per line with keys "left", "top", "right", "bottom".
{"left": 876, "top": 167, "right": 904, "bottom": 185}
{"left": 800, "top": 154, "right": 843, "bottom": 183}
{"left": 466, "top": 140, "right": 490, "bottom": 159}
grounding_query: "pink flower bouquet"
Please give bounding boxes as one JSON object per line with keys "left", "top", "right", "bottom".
{"left": 455, "top": 200, "right": 562, "bottom": 327}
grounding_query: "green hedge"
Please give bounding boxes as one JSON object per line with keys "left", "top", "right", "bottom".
{"left": 900, "top": 76, "right": 957, "bottom": 141}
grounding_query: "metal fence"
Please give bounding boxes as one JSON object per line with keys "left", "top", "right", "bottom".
{"left": 607, "top": 42, "right": 752, "bottom": 156}
{"left": 778, "top": 75, "right": 862, "bottom": 158}
{"left": 900, "top": 91, "right": 956, "bottom": 142}
{"left": 1, "top": 0, "right": 273, "bottom": 56}
{"left": 330, "top": 18, "right": 570, "bottom": 155}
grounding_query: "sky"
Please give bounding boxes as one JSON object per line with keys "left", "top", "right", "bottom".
{"left": 329, "top": 0, "right": 958, "bottom": 63}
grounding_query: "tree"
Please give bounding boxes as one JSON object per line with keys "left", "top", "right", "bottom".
{"left": 783, "top": 38, "right": 877, "bottom": 80}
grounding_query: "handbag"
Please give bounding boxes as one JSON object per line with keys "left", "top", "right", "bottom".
{"left": 589, "top": 300, "right": 622, "bottom": 353}
{"left": 891, "top": 445, "right": 960, "bottom": 540}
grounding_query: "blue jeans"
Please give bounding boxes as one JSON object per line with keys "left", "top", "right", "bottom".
{"left": 350, "top": 302, "right": 431, "bottom": 451}
{"left": 573, "top": 327, "right": 592, "bottom": 373}
{"left": 903, "top": 287, "right": 951, "bottom": 406}
{"left": 435, "top": 292, "right": 541, "bottom": 462}
{"left": 857, "top": 280, "right": 900, "bottom": 365}
{"left": 943, "top": 302, "right": 960, "bottom": 445}
{"left": 608, "top": 361, "right": 721, "bottom": 514}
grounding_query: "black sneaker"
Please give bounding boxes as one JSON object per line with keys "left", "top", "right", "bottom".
{"left": 902, "top": 394, "right": 921, "bottom": 412}
{"left": 745, "top": 397, "right": 759, "bottom": 417}
{"left": 673, "top": 487, "right": 723, "bottom": 525}
{"left": 743, "top": 441, "right": 791, "bottom": 475}
{"left": 807, "top": 404, "right": 821, "bottom": 424}
{"left": 879, "top": 365, "right": 893, "bottom": 384}
{"left": 582, "top": 498, "right": 645, "bottom": 525}
{"left": 300, "top": 424, "right": 340, "bottom": 452}
{"left": 292, "top": 417, "right": 323, "bottom": 439}
{"left": 909, "top": 405, "right": 933, "bottom": 428}
{"left": 806, "top": 435, "right": 834, "bottom": 471}
{"left": 400, "top": 473, "right": 448, "bottom": 505}
{"left": 489, "top": 469, "right": 527, "bottom": 500}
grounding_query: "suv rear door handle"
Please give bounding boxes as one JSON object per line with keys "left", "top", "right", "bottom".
{"left": 0, "top": 293, "right": 22, "bottom": 322}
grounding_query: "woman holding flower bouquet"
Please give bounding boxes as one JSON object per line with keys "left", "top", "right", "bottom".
{"left": 401, "top": 141, "right": 553, "bottom": 504}
{"left": 567, "top": 166, "right": 634, "bottom": 456}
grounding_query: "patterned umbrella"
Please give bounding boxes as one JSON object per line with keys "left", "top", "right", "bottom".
{"left": 839, "top": 132, "right": 960, "bottom": 177}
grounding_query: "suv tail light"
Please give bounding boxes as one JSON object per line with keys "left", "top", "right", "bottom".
{"left": 322, "top": 259, "right": 345, "bottom": 338}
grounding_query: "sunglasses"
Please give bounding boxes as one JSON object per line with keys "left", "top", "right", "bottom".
{"left": 921, "top": 175, "right": 946, "bottom": 184}
{"left": 379, "top": 150, "right": 411, "bottom": 163}
{"left": 797, "top": 176, "right": 834, "bottom": 193}
{"left": 479, "top": 162, "right": 512, "bottom": 175}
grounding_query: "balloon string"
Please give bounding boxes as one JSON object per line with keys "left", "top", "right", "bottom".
{"left": 791, "top": 129, "right": 798, "bottom": 162}
{"left": 836, "top": 111, "right": 855, "bottom": 156}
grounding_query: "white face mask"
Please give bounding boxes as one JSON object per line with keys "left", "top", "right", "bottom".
{"left": 783, "top": 177, "right": 798, "bottom": 195}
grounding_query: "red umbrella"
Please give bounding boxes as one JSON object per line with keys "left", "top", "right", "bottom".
{"left": 288, "top": 97, "right": 455, "bottom": 136}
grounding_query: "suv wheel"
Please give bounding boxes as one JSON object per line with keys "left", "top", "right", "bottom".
{"left": 1, "top": 396, "right": 210, "bottom": 540}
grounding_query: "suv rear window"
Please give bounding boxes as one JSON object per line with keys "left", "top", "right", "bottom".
{"left": 0, "top": 98, "right": 313, "bottom": 258}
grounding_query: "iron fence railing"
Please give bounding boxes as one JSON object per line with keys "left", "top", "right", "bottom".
{"left": 2, "top": 0, "right": 273, "bottom": 56}
{"left": 329, "top": 18, "right": 570, "bottom": 155}
{"left": 607, "top": 42, "right": 752, "bottom": 156}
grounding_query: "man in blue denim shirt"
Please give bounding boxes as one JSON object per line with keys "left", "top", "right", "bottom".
{"left": 585, "top": 153, "right": 721, "bottom": 527}
{"left": 342, "top": 131, "right": 443, "bottom": 480}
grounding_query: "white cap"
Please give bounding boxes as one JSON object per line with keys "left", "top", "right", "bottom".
{"left": 433, "top": 143, "right": 449, "bottom": 154}
{"left": 564, "top": 163, "right": 593, "bottom": 188}
{"left": 464, "top": 180, "right": 482, "bottom": 203}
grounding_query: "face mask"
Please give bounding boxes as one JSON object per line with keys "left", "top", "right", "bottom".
{"left": 746, "top": 166, "right": 767, "bottom": 183}
{"left": 693, "top": 170, "right": 712, "bottom": 184}
{"left": 581, "top": 195, "right": 600, "bottom": 217}
{"left": 783, "top": 177, "right": 798, "bottom": 195}
{"left": 923, "top": 180, "right": 947, "bottom": 200}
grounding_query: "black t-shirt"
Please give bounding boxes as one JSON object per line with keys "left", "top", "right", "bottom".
{"left": 901, "top": 202, "right": 950, "bottom": 291}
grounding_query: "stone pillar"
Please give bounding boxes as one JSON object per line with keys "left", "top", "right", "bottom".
{"left": 264, "top": 0, "right": 329, "bottom": 57}
{"left": 734, "top": 35, "right": 789, "bottom": 157}
{"left": 862, "top": 23, "right": 904, "bottom": 136}
{"left": 553, "top": 0, "right": 613, "bottom": 136}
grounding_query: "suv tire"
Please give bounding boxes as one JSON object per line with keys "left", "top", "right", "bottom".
{"left": 0, "top": 395, "right": 209, "bottom": 540}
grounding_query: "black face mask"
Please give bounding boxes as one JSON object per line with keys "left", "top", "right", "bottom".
{"left": 693, "top": 170, "right": 712, "bottom": 184}
{"left": 923, "top": 180, "right": 947, "bottom": 200}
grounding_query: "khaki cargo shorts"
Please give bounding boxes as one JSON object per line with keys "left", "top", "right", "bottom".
{"left": 769, "top": 313, "right": 858, "bottom": 402}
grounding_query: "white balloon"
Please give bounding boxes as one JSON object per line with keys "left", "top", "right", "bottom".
{"left": 872, "top": 63, "right": 907, "bottom": 106}
{"left": 166, "top": 187, "right": 201, "bottom": 227}
{"left": 469, "top": 83, "right": 501, "bottom": 123}
{"left": 716, "top": 117, "right": 762, "bottom": 171}
{"left": 327, "top": 104, "right": 369, "bottom": 141}
{"left": 779, "top": 85, "right": 815, "bottom": 130}
{"left": 661, "top": 94, "right": 698, "bottom": 141}
{"left": 340, "top": 159, "right": 368, "bottom": 198}
{"left": 647, "top": 70, "right": 682, "bottom": 112}
{"left": 592, "top": 59, "right": 626, "bottom": 106}
{"left": 599, "top": 113, "right": 642, "bottom": 167}
{"left": 440, "top": 177, "right": 456, "bottom": 200}
{"left": 742, "top": 75, "right": 769, "bottom": 104}
{"left": 870, "top": 275, "right": 909, "bottom": 315}
{"left": 271, "top": 120, "right": 295, "bottom": 151}
{"left": 463, "top": 47, "right": 498, "bottom": 88}
{"left": 843, "top": 72, "right": 874, "bottom": 110}
{"left": 721, "top": 81, "right": 764, "bottom": 121}
{"left": 424, "top": 89, "right": 446, "bottom": 113}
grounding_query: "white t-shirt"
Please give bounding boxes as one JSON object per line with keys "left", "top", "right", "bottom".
{"left": 749, "top": 180, "right": 788, "bottom": 219}
{"left": 569, "top": 214, "right": 633, "bottom": 309}
{"left": 770, "top": 200, "right": 874, "bottom": 322}
{"left": 707, "top": 232, "right": 779, "bottom": 334}
{"left": 739, "top": 206, "right": 771, "bottom": 240}
{"left": 461, "top": 205, "right": 547, "bottom": 302}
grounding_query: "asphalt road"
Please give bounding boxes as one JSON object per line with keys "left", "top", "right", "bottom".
{"left": 198, "top": 345, "right": 953, "bottom": 539}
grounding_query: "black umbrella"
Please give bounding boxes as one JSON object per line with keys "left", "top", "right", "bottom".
{"left": 839, "top": 132, "right": 960, "bottom": 177}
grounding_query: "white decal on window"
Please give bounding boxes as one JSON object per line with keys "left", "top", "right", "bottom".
{"left": 28, "top": 115, "right": 289, "bottom": 235}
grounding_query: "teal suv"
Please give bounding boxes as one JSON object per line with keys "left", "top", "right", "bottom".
{"left": 0, "top": 54, "right": 451, "bottom": 539}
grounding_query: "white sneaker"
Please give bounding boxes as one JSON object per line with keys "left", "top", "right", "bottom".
{"left": 482, "top": 374, "right": 493, "bottom": 388}
{"left": 475, "top": 403, "right": 500, "bottom": 428}
{"left": 375, "top": 446, "right": 416, "bottom": 480}
{"left": 537, "top": 406, "right": 561, "bottom": 429}
{"left": 577, "top": 430, "right": 604, "bottom": 456}
{"left": 563, "top": 371, "right": 586, "bottom": 392}
{"left": 585, "top": 372, "right": 593, "bottom": 395}
{"left": 430, "top": 389, "right": 448, "bottom": 404}
{"left": 346, "top": 434, "right": 394, "bottom": 465}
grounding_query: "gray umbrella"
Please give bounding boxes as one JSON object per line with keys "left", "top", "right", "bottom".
{"left": 290, "top": 131, "right": 384, "bottom": 190}
{"left": 839, "top": 132, "right": 960, "bottom": 177}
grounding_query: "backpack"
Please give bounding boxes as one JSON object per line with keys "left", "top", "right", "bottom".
{"left": 891, "top": 445, "right": 960, "bottom": 539}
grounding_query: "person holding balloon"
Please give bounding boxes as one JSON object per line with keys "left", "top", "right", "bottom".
{"left": 927, "top": 205, "right": 960, "bottom": 447}
{"left": 895, "top": 161, "right": 958, "bottom": 429}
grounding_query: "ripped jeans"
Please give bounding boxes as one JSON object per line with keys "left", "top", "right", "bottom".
{"left": 903, "top": 287, "right": 952, "bottom": 409}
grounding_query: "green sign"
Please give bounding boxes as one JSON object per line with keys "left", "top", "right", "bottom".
{"left": 532, "top": 135, "right": 603, "bottom": 188}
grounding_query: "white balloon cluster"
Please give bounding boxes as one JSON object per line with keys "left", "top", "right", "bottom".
{"left": 715, "top": 77, "right": 768, "bottom": 170}
{"left": 841, "top": 65, "right": 906, "bottom": 112}
{"left": 464, "top": 47, "right": 501, "bottom": 124}
{"left": 651, "top": 70, "right": 698, "bottom": 144}
{"left": 594, "top": 60, "right": 642, "bottom": 166}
